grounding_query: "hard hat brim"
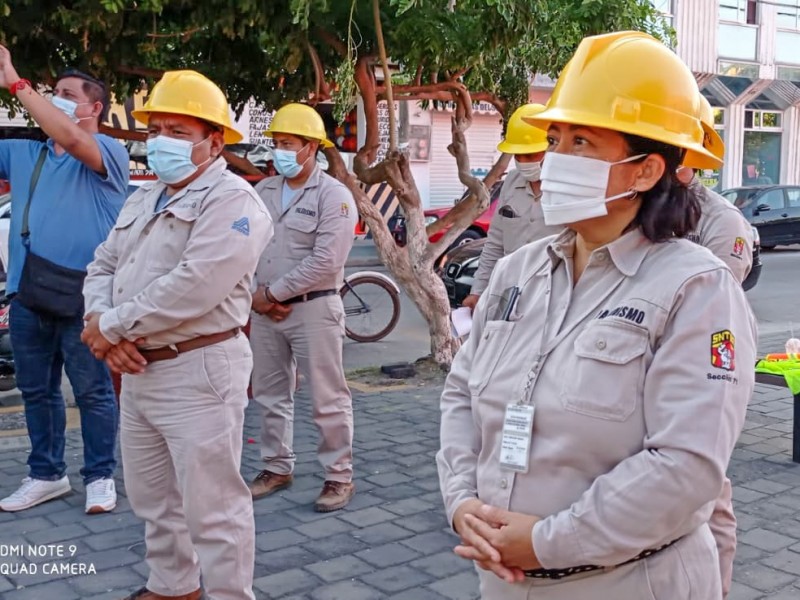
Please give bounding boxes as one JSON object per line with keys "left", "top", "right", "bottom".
{"left": 682, "top": 123, "right": 725, "bottom": 169}
{"left": 264, "top": 129, "right": 334, "bottom": 149}
{"left": 133, "top": 107, "right": 244, "bottom": 145}
{"left": 496, "top": 140, "right": 549, "bottom": 154}
{"left": 524, "top": 107, "right": 723, "bottom": 169}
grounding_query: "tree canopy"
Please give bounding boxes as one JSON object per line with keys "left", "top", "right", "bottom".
{"left": 0, "top": 0, "right": 671, "bottom": 120}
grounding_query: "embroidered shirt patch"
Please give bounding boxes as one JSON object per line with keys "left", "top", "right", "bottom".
{"left": 232, "top": 217, "right": 250, "bottom": 236}
{"left": 711, "top": 330, "right": 735, "bottom": 371}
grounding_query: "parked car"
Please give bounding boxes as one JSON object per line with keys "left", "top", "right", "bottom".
{"left": 720, "top": 185, "right": 800, "bottom": 250}
{"left": 388, "top": 179, "right": 505, "bottom": 252}
{"left": 438, "top": 224, "right": 763, "bottom": 308}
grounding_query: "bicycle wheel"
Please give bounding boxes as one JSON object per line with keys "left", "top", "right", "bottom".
{"left": 340, "top": 275, "right": 401, "bottom": 343}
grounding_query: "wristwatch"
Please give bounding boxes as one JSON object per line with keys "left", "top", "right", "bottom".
{"left": 9, "top": 79, "right": 31, "bottom": 96}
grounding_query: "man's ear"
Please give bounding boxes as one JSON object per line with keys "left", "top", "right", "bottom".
{"left": 210, "top": 131, "right": 226, "bottom": 157}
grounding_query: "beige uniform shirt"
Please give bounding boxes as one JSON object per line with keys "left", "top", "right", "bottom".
{"left": 471, "top": 169, "right": 563, "bottom": 296}
{"left": 437, "top": 228, "right": 756, "bottom": 569}
{"left": 688, "top": 181, "right": 753, "bottom": 284}
{"left": 84, "top": 159, "right": 273, "bottom": 348}
{"left": 253, "top": 167, "right": 357, "bottom": 301}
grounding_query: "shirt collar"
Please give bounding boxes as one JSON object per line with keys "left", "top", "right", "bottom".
{"left": 545, "top": 227, "right": 651, "bottom": 277}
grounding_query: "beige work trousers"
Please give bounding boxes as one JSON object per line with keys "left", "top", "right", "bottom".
{"left": 479, "top": 525, "right": 722, "bottom": 600}
{"left": 250, "top": 294, "right": 353, "bottom": 482}
{"left": 120, "top": 334, "right": 255, "bottom": 600}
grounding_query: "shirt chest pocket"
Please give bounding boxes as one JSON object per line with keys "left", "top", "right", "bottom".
{"left": 111, "top": 206, "right": 142, "bottom": 249}
{"left": 148, "top": 204, "right": 199, "bottom": 273}
{"left": 284, "top": 216, "right": 318, "bottom": 257}
{"left": 468, "top": 321, "right": 516, "bottom": 397}
{"left": 561, "top": 322, "right": 649, "bottom": 421}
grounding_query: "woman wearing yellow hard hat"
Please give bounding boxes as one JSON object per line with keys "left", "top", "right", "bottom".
{"left": 462, "top": 104, "right": 562, "bottom": 311}
{"left": 437, "top": 31, "right": 755, "bottom": 599}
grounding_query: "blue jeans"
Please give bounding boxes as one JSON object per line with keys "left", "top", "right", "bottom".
{"left": 10, "top": 299, "right": 118, "bottom": 484}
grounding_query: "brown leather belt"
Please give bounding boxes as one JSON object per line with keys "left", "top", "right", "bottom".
{"left": 138, "top": 329, "right": 240, "bottom": 364}
{"left": 283, "top": 289, "right": 338, "bottom": 304}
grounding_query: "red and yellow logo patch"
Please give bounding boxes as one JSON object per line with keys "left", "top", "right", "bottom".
{"left": 711, "top": 330, "right": 735, "bottom": 371}
{"left": 732, "top": 237, "right": 745, "bottom": 258}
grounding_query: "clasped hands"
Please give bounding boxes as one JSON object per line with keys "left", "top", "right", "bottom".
{"left": 453, "top": 499, "right": 542, "bottom": 584}
{"left": 81, "top": 313, "right": 147, "bottom": 375}
{"left": 252, "top": 285, "right": 292, "bottom": 322}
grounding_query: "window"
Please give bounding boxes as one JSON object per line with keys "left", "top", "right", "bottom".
{"left": 651, "top": 0, "right": 673, "bottom": 16}
{"left": 745, "top": 110, "right": 782, "bottom": 130}
{"left": 719, "top": 0, "right": 757, "bottom": 25}
{"left": 777, "top": 0, "right": 800, "bottom": 30}
{"left": 787, "top": 188, "right": 800, "bottom": 208}
{"left": 757, "top": 189, "right": 786, "bottom": 210}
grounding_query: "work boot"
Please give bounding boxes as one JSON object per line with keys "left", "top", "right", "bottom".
{"left": 314, "top": 480, "right": 355, "bottom": 512}
{"left": 249, "top": 470, "right": 293, "bottom": 499}
{"left": 120, "top": 587, "right": 203, "bottom": 600}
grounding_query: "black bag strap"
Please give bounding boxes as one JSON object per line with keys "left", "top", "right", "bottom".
{"left": 21, "top": 146, "right": 49, "bottom": 241}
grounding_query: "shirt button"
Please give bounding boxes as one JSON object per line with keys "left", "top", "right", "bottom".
{"left": 117, "top": 288, "right": 123, "bottom": 294}
{"left": 596, "top": 339, "right": 607, "bottom": 350}
{"left": 499, "top": 478, "right": 508, "bottom": 489}
{"left": 596, "top": 253, "right": 607, "bottom": 262}
{"left": 129, "top": 258, "right": 135, "bottom": 264}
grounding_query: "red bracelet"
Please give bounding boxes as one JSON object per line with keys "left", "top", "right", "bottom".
{"left": 9, "top": 79, "right": 31, "bottom": 96}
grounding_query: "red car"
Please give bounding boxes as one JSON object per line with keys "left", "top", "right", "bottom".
{"left": 389, "top": 179, "right": 505, "bottom": 251}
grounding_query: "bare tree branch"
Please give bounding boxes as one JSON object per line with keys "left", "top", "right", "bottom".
{"left": 99, "top": 125, "right": 146, "bottom": 142}
{"left": 428, "top": 87, "right": 489, "bottom": 259}
{"left": 413, "top": 64, "right": 423, "bottom": 87}
{"left": 373, "top": 0, "right": 397, "bottom": 152}
{"left": 353, "top": 55, "right": 381, "bottom": 165}
{"left": 146, "top": 26, "right": 204, "bottom": 41}
{"left": 315, "top": 27, "right": 349, "bottom": 57}
{"left": 306, "top": 40, "right": 331, "bottom": 103}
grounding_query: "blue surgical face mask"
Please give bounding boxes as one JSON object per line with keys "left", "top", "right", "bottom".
{"left": 146, "top": 135, "right": 211, "bottom": 185}
{"left": 272, "top": 146, "right": 311, "bottom": 178}
{"left": 52, "top": 96, "right": 91, "bottom": 123}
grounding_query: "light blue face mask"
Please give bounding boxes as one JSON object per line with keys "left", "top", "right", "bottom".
{"left": 272, "top": 146, "right": 311, "bottom": 178}
{"left": 51, "top": 96, "right": 91, "bottom": 123}
{"left": 146, "top": 135, "right": 211, "bottom": 185}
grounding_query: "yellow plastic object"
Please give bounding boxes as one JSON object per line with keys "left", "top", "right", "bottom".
{"left": 265, "top": 103, "right": 333, "bottom": 148}
{"left": 132, "top": 70, "right": 242, "bottom": 144}
{"left": 497, "top": 103, "right": 549, "bottom": 154}
{"left": 683, "top": 95, "right": 726, "bottom": 169}
{"left": 525, "top": 31, "right": 721, "bottom": 168}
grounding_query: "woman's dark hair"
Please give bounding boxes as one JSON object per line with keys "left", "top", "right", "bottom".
{"left": 622, "top": 133, "right": 701, "bottom": 242}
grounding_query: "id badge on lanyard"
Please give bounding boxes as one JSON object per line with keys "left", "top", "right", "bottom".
{"left": 499, "top": 403, "right": 535, "bottom": 473}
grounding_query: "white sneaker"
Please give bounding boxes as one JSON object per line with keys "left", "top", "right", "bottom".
{"left": 0, "top": 476, "right": 71, "bottom": 512}
{"left": 85, "top": 477, "right": 116, "bottom": 514}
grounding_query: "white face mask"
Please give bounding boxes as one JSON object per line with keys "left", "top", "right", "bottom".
{"left": 52, "top": 96, "right": 92, "bottom": 123}
{"left": 515, "top": 158, "right": 542, "bottom": 183}
{"left": 540, "top": 152, "right": 646, "bottom": 225}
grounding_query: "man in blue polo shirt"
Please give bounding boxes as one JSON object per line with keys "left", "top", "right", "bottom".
{"left": 0, "top": 45, "right": 128, "bottom": 513}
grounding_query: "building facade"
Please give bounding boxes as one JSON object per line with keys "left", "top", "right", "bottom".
{"left": 670, "top": 0, "right": 800, "bottom": 190}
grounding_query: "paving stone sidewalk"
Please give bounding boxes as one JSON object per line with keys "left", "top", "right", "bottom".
{"left": 0, "top": 381, "right": 800, "bottom": 599}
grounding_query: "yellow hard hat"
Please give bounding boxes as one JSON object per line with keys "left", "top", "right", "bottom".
{"left": 525, "top": 31, "right": 721, "bottom": 168}
{"left": 265, "top": 103, "right": 333, "bottom": 148}
{"left": 682, "top": 95, "right": 725, "bottom": 169}
{"left": 497, "top": 104, "right": 549, "bottom": 154}
{"left": 132, "top": 70, "right": 242, "bottom": 144}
